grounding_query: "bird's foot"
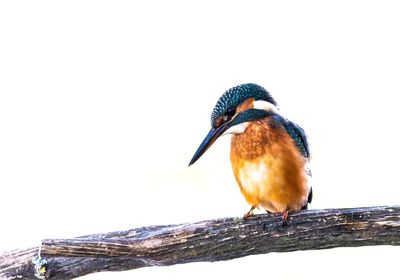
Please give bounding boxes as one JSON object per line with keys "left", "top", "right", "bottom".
{"left": 243, "top": 212, "right": 254, "bottom": 219}
{"left": 281, "top": 210, "right": 289, "bottom": 223}
{"left": 243, "top": 206, "right": 256, "bottom": 219}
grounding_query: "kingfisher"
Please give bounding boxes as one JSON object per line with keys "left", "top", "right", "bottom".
{"left": 189, "top": 83, "right": 312, "bottom": 221}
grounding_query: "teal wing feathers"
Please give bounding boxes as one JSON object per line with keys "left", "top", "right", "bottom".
{"left": 282, "top": 120, "right": 310, "bottom": 159}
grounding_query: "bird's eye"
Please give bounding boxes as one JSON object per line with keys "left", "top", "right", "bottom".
{"left": 225, "top": 108, "right": 235, "bottom": 119}
{"left": 221, "top": 108, "right": 236, "bottom": 123}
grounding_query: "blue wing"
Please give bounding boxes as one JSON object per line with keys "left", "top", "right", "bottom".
{"left": 282, "top": 120, "right": 310, "bottom": 159}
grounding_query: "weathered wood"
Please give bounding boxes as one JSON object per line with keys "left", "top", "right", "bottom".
{"left": 1, "top": 206, "right": 399, "bottom": 280}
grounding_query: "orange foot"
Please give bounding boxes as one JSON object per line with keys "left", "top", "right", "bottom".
{"left": 281, "top": 210, "right": 289, "bottom": 222}
{"left": 243, "top": 206, "right": 256, "bottom": 219}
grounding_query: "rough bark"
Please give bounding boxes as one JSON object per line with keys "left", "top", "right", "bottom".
{"left": 1, "top": 206, "right": 399, "bottom": 280}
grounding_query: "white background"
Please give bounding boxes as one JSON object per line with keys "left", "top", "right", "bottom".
{"left": 1, "top": 1, "right": 399, "bottom": 279}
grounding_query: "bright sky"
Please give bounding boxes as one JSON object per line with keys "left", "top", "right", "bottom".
{"left": 1, "top": 1, "right": 399, "bottom": 279}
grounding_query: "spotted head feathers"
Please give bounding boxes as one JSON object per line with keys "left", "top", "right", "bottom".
{"left": 211, "top": 83, "right": 277, "bottom": 128}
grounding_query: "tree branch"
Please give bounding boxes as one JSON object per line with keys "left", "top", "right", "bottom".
{"left": 1, "top": 206, "right": 399, "bottom": 279}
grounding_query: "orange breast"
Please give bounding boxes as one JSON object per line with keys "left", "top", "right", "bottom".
{"left": 230, "top": 119, "right": 309, "bottom": 213}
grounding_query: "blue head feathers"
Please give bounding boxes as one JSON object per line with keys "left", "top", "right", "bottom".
{"left": 210, "top": 83, "right": 277, "bottom": 128}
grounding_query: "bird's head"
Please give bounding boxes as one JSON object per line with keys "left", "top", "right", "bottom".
{"left": 189, "top": 83, "right": 278, "bottom": 166}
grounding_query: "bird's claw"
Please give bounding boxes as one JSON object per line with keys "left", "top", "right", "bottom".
{"left": 281, "top": 210, "right": 289, "bottom": 224}
{"left": 243, "top": 212, "right": 254, "bottom": 219}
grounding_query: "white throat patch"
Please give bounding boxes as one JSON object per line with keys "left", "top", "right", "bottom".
{"left": 222, "top": 122, "right": 250, "bottom": 135}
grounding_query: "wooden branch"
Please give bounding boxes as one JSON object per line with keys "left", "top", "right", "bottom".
{"left": 1, "top": 206, "right": 399, "bottom": 280}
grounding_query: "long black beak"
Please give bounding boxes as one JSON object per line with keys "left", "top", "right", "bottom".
{"left": 188, "top": 122, "right": 231, "bottom": 166}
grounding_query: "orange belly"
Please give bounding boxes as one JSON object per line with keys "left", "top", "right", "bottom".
{"left": 230, "top": 120, "right": 309, "bottom": 213}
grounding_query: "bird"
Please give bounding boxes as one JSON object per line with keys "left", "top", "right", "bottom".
{"left": 189, "top": 83, "right": 312, "bottom": 222}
